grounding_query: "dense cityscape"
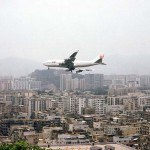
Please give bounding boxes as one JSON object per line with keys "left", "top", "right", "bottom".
{"left": 0, "top": 69, "right": 150, "bottom": 150}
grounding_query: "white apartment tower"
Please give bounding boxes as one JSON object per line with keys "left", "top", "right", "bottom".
{"left": 60, "top": 74, "right": 72, "bottom": 91}
{"left": 94, "top": 96, "right": 106, "bottom": 115}
{"left": 71, "top": 78, "right": 79, "bottom": 90}
{"left": 69, "top": 95, "right": 86, "bottom": 115}
{"left": 12, "top": 77, "right": 41, "bottom": 90}
{"left": 78, "top": 79, "right": 85, "bottom": 90}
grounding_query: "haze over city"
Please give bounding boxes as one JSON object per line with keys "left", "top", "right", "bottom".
{"left": 0, "top": 0, "right": 150, "bottom": 75}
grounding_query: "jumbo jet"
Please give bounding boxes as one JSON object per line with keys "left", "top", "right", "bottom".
{"left": 43, "top": 51, "right": 106, "bottom": 73}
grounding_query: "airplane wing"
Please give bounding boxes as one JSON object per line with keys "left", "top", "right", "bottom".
{"left": 63, "top": 50, "right": 79, "bottom": 71}
{"left": 75, "top": 68, "right": 93, "bottom": 73}
{"left": 69, "top": 50, "right": 79, "bottom": 62}
{"left": 65, "top": 50, "right": 79, "bottom": 63}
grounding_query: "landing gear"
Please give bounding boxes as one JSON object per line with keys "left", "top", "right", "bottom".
{"left": 48, "top": 67, "right": 50, "bottom": 70}
{"left": 69, "top": 67, "right": 75, "bottom": 73}
{"left": 65, "top": 69, "right": 74, "bottom": 73}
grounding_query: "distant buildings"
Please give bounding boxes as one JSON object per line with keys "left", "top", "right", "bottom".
{"left": 60, "top": 74, "right": 71, "bottom": 91}
{"left": 2, "top": 71, "right": 149, "bottom": 92}
{"left": 57, "top": 73, "right": 150, "bottom": 91}
{"left": 0, "top": 76, "right": 41, "bottom": 91}
{"left": 140, "top": 75, "right": 150, "bottom": 87}
{"left": 60, "top": 73, "right": 104, "bottom": 91}
{"left": 60, "top": 74, "right": 85, "bottom": 91}
{"left": 85, "top": 74, "right": 104, "bottom": 90}
{"left": 12, "top": 77, "right": 41, "bottom": 90}
{"left": 2, "top": 70, "right": 150, "bottom": 92}
{"left": 60, "top": 74, "right": 146, "bottom": 92}
{"left": 0, "top": 76, "right": 13, "bottom": 91}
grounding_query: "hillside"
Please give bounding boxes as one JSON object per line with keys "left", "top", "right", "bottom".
{"left": 29, "top": 69, "right": 84, "bottom": 89}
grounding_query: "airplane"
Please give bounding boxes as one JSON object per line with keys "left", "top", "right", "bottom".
{"left": 43, "top": 50, "right": 106, "bottom": 73}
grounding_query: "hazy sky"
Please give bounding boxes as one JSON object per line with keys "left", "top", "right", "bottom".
{"left": 0, "top": 0, "right": 150, "bottom": 74}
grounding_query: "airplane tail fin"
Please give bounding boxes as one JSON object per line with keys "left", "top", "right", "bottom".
{"left": 92, "top": 54, "right": 106, "bottom": 65}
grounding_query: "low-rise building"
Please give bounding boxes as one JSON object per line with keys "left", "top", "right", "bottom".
{"left": 10, "top": 125, "right": 38, "bottom": 144}
{"left": 142, "top": 123, "right": 150, "bottom": 135}
{"left": 69, "top": 120, "right": 89, "bottom": 132}
{"left": 57, "top": 134, "right": 90, "bottom": 145}
{"left": 113, "top": 136, "right": 132, "bottom": 143}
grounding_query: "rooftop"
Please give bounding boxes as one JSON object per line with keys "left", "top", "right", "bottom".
{"left": 49, "top": 143, "right": 135, "bottom": 150}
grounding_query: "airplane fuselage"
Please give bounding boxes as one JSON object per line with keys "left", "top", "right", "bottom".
{"left": 43, "top": 60, "right": 98, "bottom": 68}
{"left": 74, "top": 61, "right": 98, "bottom": 67}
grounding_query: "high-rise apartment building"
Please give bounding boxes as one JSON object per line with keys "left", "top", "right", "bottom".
{"left": 60, "top": 74, "right": 67, "bottom": 91}
{"left": 60, "top": 74, "right": 72, "bottom": 91}
{"left": 140, "top": 75, "right": 150, "bottom": 87}
{"left": 85, "top": 74, "right": 104, "bottom": 90}
{"left": 71, "top": 78, "right": 79, "bottom": 90}
{"left": 95, "top": 96, "right": 106, "bottom": 115}
{"left": 86, "top": 95, "right": 106, "bottom": 115}
{"left": 12, "top": 77, "right": 41, "bottom": 90}
{"left": 60, "top": 74, "right": 85, "bottom": 91}
{"left": 138, "top": 96, "right": 150, "bottom": 111}
{"left": 69, "top": 96, "right": 78, "bottom": 114}
{"left": 62, "top": 96, "right": 70, "bottom": 113}
{"left": 78, "top": 79, "right": 85, "bottom": 90}
{"left": 85, "top": 74, "right": 94, "bottom": 90}
{"left": 28, "top": 96, "right": 47, "bottom": 117}
{"left": 0, "top": 76, "right": 13, "bottom": 91}
{"left": 107, "top": 96, "right": 124, "bottom": 113}
{"left": 69, "top": 95, "right": 86, "bottom": 115}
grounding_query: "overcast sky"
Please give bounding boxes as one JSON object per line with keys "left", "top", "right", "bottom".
{"left": 0, "top": 0, "right": 150, "bottom": 74}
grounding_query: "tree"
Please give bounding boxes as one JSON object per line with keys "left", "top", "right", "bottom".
{"left": 0, "top": 141, "right": 46, "bottom": 150}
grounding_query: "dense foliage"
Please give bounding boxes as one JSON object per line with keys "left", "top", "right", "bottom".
{"left": 0, "top": 141, "right": 46, "bottom": 150}
{"left": 29, "top": 69, "right": 60, "bottom": 88}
